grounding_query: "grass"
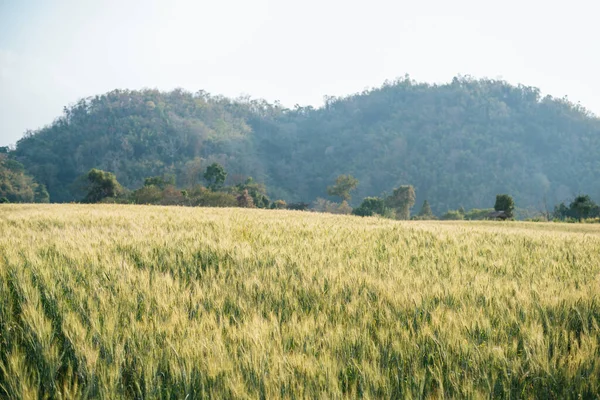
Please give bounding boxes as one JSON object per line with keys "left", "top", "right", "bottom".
{"left": 0, "top": 204, "right": 599, "bottom": 399}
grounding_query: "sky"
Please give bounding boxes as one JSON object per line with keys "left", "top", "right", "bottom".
{"left": 1, "top": 0, "right": 599, "bottom": 146}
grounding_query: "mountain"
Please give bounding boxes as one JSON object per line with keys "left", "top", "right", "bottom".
{"left": 11, "top": 76, "right": 600, "bottom": 213}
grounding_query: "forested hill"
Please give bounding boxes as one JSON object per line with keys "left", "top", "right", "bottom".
{"left": 12, "top": 77, "right": 600, "bottom": 212}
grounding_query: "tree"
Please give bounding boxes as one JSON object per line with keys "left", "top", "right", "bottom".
{"left": 353, "top": 197, "right": 388, "bottom": 217}
{"left": 570, "top": 195, "right": 597, "bottom": 221}
{"left": 494, "top": 194, "right": 515, "bottom": 218}
{"left": 386, "top": 185, "right": 416, "bottom": 220}
{"left": 204, "top": 163, "right": 227, "bottom": 190}
{"left": 417, "top": 200, "right": 434, "bottom": 219}
{"left": 327, "top": 175, "right": 358, "bottom": 202}
{"left": 553, "top": 202, "right": 570, "bottom": 220}
{"left": 83, "top": 169, "right": 123, "bottom": 203}
{"left": 0, "top": 197, "right": 9, "bottom": 203}
{"left": 182, "top": 157, "right": 204, "bottom": 187}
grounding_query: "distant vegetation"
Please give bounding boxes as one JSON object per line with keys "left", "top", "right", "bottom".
{"left": 8, "top": 76, "right": 600, "bottom": 214}
{"left": 553, "top": 194, "right": 600, "bottom": 222}
{"left": 68, "top": 164, "right": 600, "bottom": 223}
{"left": 0, "top": 152, "right": 48, "bottom": 203}
{"left": 1, "top": 205, "right": 599, "bottom": 398}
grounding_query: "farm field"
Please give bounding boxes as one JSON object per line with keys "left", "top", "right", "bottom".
{"left": 0, "top": 205, "right": 599, "bottom": 399}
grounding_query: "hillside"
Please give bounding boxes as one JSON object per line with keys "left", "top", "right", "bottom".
{"left": 12, "top": 77, "right": 600, "bottom": 212}
{"left": 1, "top": 205, "right": 599, "bottom": 397}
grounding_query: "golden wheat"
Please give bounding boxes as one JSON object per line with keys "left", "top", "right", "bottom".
{"left": 0, "top": 204, "right": 599, "bottom": 399}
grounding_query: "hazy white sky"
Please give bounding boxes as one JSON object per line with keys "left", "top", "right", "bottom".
{"left": 1, "top": 0, "right": 599, "bottom": 146}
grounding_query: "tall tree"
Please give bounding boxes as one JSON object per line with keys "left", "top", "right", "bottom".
{"left": 182, "top": 157, "right": 204, "bottom": 187}
{"left": 204, "top": 163, "right": 227, "bottom": 191}
{"left": 327, "top": 175, "right": 358, "bottom": 202}
{"left": 386, "top": 185, "right": 416, "bottom": 220}
{"left": 494, "top": 194, "right": 515, "bottom": 218}
{"left": 417, "top": 200, "right": 434, "bottom": 219}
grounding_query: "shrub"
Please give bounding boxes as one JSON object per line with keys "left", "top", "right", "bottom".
{"left": 187, "top": 186, "right": 238, "bottom": 207}
{"left": 130, "top": 185, "right": 164, "bottom": 204}
{"left": 441, "top": 209, "right": 465, "bottom": 220}
{"left": 464, "top": 208, "right": 494, "bottom": 220}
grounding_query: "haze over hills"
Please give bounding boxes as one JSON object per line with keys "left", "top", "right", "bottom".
{"left": 7, "top": 76, "right": 600, "bottom": 213}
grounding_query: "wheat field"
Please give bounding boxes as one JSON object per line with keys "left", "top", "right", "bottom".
{"left": 0, "top": 204, "right": 599, "bottom": 399}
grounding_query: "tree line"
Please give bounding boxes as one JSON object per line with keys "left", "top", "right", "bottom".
{"left": 73, "top": 163, "right": 537, "bottom": 222}
{"left": 3, "top": 149, "right": 597, "bottom": 223}
{"left": 552, "top": 195, "right": 600, "bottom": 221}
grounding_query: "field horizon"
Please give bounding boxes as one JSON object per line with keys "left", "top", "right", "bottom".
{"left": 1, "top": 204, "right": 599, "bottom": 398}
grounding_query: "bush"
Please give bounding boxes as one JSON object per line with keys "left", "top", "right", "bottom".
{"left": 583, "top": 217, "right": 600, "bottom": 224}
{"left": 130, "top": 185, "right": 164, "bottom": 204}
{"left": 187, "top": 186, "right": 238, "bottom": 207}
{"left": 159, "top": 186, "right": 186, "bottom": 205}
{"left": 464, "top": 208, "right": 494, "bottom": 220}
{"left": 412, "top": 214, "right": 437, "bottom": 220}
{"left": 441, "top": 210, "right": 465, "bottom": 220}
